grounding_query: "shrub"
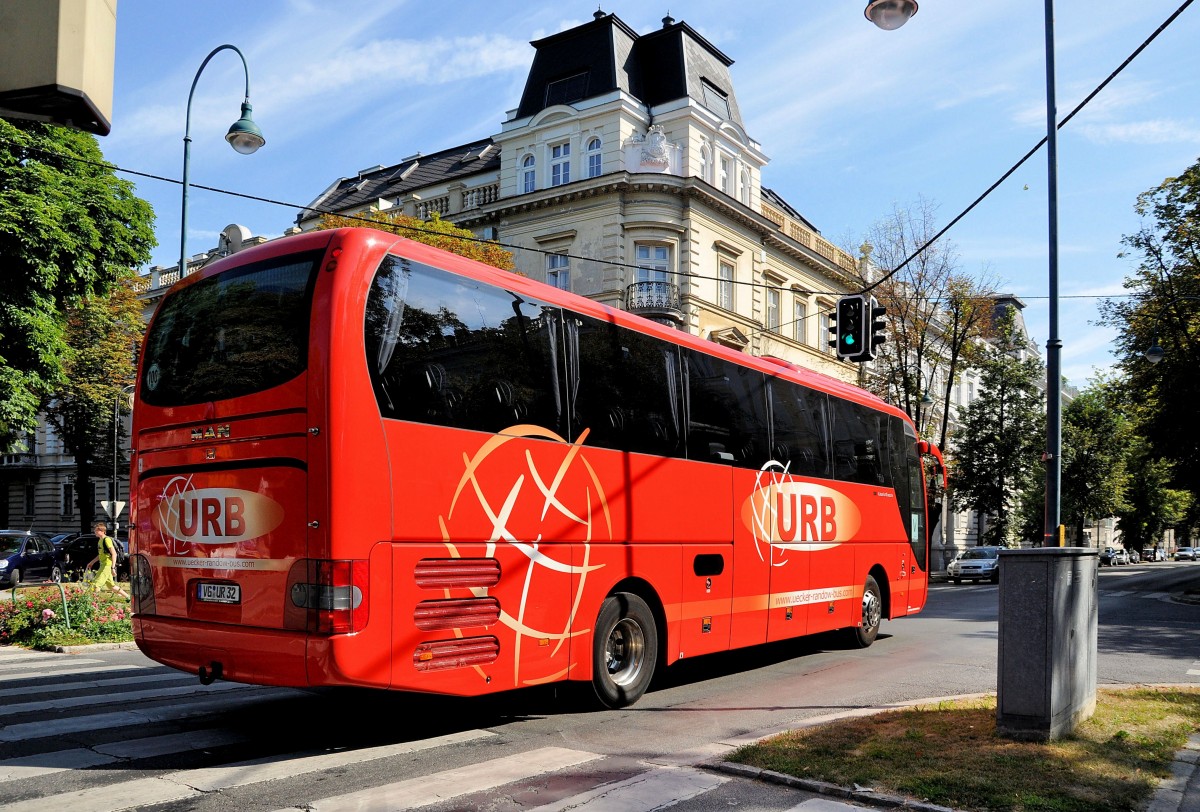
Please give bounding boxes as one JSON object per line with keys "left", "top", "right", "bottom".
{"left": 0, "top": 584, "right": 132, "bottom": 649}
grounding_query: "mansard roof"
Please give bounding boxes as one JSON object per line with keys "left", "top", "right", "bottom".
{"left": 300, "top": 139, "right": 500, "bottom": 220}
{"left": 514, "top": 11, "right": 743, "bottom": 127}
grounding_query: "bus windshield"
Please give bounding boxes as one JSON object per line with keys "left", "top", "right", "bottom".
{"left": 140, "top": 251, "right": 321, "bottom": 407}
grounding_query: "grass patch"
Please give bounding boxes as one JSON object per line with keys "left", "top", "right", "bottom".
{"left": 727, "top": 688, "right": 1200, "bottom": 812}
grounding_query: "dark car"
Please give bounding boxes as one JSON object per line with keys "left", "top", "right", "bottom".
{"left": 56, "top": 534, "right": 130, "bottom": 582}
{"left": 1099, "top": 547, "right": 1128, "bottom": 566}
{"left": 48, "top": 532, "right": 81, "bottom": 547}
{"left": 0, "top": 530, "right": 62, "bottom": 586}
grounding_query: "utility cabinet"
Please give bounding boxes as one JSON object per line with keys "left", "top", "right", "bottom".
{"left": 996, "top": 548, "right": 1098, "bottom": 741}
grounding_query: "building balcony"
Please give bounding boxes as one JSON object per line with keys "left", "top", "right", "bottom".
{"left": 0, "top": 453, "right": 40, "bottom": 469}
{"left": 625, "top": 281, "right": 683, "bottom": 325}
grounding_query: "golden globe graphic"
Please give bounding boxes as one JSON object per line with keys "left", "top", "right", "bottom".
{"left": 437, "top": 425, "right": 611, "bottom": 687}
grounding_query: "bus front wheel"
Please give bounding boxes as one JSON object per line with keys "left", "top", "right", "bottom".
{"left": 848, "top": 576, "right": 882, "bottom": 648}
{"left": 592, "top": 593, "right": 657, "bottom": 709}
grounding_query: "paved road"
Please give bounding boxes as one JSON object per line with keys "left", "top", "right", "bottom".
{"left": 1, "top": 561, "right": 1197, "bottom": 811}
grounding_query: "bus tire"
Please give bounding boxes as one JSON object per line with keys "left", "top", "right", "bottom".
{"left": 592, "top": 593, "right": 657, "bottom": 709}
{"left": 849, "top": 575, "right": 882, "bottom": 648}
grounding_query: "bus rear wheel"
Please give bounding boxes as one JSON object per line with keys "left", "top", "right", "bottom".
{"left": 848, "top": 575, "right": 882, "bottom": 648}
{"left": 592, "top": 593, "right": 657, "bottom": 709}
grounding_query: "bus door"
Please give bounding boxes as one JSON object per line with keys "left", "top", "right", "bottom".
{"left": 891, "top": 418, "right": 928, "bottom": 614}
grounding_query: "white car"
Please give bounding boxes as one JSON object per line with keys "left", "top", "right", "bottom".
{"left": 947, "top": 546, "right": 1002, "bottom": 584}
{"left": 1176, "top": 547, "right": 1197, "bottom": 561}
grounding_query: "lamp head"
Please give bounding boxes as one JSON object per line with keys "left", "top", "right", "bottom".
{"left": 865, "top": 0, "right": 918, "bottom": 30}
{"left": 1144, "top": 344, "right": 1165, "bottom": 364}
{"left": 226, "top": 101, "right": 265, "bottom": 155}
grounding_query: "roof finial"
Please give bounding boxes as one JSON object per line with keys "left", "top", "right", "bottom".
{"left": 594, "top": 6, "right": 605, "bottom": 19}
{"left": 662, "top": 12, "right": 675, "bottom": 28}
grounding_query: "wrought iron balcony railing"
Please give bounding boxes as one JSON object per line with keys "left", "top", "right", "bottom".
{"left": 625, "top": 281, "right": 683, "bottom": 324}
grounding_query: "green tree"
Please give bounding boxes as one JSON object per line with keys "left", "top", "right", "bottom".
{"left": 1115, "top": 439, "right": 1193, "bottom": 551}
{"left": 317, "top": 209, "right": 515, "bottom": 271}
{"left": 0, "top": 118, "right": 155, "bottom": 447}
{"left": 44, "top": 277, "right": 144, "bottom": 531}
{"left": 1060, "top": 377, "right": 1133, "bottom": 544}
{"left": 950, "top": 309, "right": 1045, "bottom": 546}
{"left": 1100, "top": 158, "right": 1200, "bottom": 496}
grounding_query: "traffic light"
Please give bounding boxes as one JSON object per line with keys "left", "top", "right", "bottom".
{"left": 835, "top": 295, "right": 867, "bottom": 360}
{"left": 868, "top": 296, "right": 887, "bottom": 355}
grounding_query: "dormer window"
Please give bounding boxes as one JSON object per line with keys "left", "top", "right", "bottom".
{"left": 545, "top": 72, "right": 589, "bottom": 107}
{"left": 701, "top": 79, "right": 730, "bottom": 119}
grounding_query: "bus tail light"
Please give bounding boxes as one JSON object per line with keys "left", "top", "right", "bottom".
{"left": 287, "top": 559, "right": 369, "bottom": 634}
{"left": 131, "top": 554, "right": 155, "bottom": 615}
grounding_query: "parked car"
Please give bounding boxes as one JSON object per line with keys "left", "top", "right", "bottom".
{"left": 1176, "top": 547, "right": 1197, "bottom": 561}
{"left": 48, "top": 531, "right": 81, "bottom": 547}
{"left": 56, "top": 534, "right": 130, "bottom": 582}
{"left": 1100, "top": 547, "right": 1120, "bottom": 566}
{"left": 1142, "top": 548, "right": 1166, "bottom": 562}
{"left": 0, "top": 530, "right": 62, "bottom": 586}
{"left": 947, "top": 546, "right": 1002, "bottom": 583}
{"left": 1127, "top": 549, "right": 1140, "bottom": 564}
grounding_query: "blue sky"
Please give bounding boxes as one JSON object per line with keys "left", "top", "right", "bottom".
{"left": 102, "top": 1, "right": 1200, "bottom": 387}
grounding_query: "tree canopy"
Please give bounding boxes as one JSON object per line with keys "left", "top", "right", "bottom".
{"left": 949, "top": 308, "right": 1045, "bottom": 546}
{"left": 1101, "top": 157, "right": 1200, "bottom": 495}
{"left": 1060, "top": 376, "right": 1132, "bottom": 543}
{"left": 0, "top": 118, "right": 155, "bottom": 447}
{"left": 316, "top": 209, "right": 515, "bottom": 271}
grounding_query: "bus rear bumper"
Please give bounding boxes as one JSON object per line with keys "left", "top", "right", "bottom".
{"left": 134, "top": 616, "right": 312, "bottom": 687}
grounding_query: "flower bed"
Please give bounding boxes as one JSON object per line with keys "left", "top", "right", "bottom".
{"left": 0, "top": 584, "right": 133, "bottom": 649}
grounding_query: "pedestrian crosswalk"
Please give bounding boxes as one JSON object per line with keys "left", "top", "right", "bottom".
{"left": 0, "top": 645, "right": 863, "bottom": 812}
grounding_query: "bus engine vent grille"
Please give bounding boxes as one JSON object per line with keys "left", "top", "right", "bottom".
{"left": 414, "top": 558, "right": 501, "bottom": 590}
{"left": 413, "top": 636, "right": 500, "bottom": 671}
{"left": 414, "top": 598, "right": 501, "bottom": 631}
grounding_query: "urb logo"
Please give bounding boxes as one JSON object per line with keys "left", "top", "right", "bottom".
{"left": 154, "top": 486, "right": 284, "bottom": 544}
{"left": 743, "top": 478, "right": 862, "bottom": 551}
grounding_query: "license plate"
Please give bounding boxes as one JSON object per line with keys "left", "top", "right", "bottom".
{"left": 197, "top": 583, "right": 241, "bottom": 604}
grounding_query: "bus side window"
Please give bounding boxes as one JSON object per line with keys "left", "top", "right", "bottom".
{"left": 364, "top": 258, "right": 564, "bottom": 437}
{"left": 683, "top": 350, "right": 770, "bottom": 469}
{"left": 769, "top": 380, "right": 830, "bottom": 478}
{"left": 571, "top": 314, "right": 682, "bottom": 457}
{"left": 829, "top": 399, "right": 888, "bottom": 486}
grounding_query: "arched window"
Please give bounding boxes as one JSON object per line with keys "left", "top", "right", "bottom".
{"left": 586, "top": 137, "right": 602, "bottom": 178}
{"left": 522, "top": 154, "right": 535, "bottom": 193}
{"left": 739, "top": 170, "right": 750, "bottom": 204}
{"left": 699, "top": 145, "right": 710, "bottom": 183}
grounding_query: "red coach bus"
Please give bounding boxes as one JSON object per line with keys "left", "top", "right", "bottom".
{"left": 130, "top": 227, "right": 945, "bottom": 708}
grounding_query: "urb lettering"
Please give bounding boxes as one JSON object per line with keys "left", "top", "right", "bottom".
{"left": 178, "top": 496, "right": 246, "bottom": 537}
{"left": 775, "top": 492, "right": 837, "bottom": 542}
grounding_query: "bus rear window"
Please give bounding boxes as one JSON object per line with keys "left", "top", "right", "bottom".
{"left": 140, "top": 251, "right": 321, "bottom": 407}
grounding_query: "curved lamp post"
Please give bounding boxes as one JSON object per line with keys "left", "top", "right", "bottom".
{"left": 179, "top": 44, "right": 265, "bottom": 277}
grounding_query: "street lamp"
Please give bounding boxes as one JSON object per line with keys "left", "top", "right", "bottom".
{"left": 865, "top": 0, "right": 918, "bottom": 31}
{"left": 111, "top": 384, "right": 135, "bottom": 526}
{"left": 1141, "top": 296, "right": 1200, "bottom": 364}
{"left": 867, "top": 0, "right": 1064, "bottom": 547}
{"left": 180, "top": 44, "right": 265, "bottom": 278}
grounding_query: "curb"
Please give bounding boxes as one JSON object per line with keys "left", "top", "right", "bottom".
{"left": 709, "top": 761, "right": 957, "bottom": 811}
{"left": 53, "top": 640, "right": 138, "bottom": 654}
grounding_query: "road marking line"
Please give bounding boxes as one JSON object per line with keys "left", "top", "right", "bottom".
{"left": 0, "top": 671, "right": 188, "bottom": 701}
{"left": 0, "top": 664, "right": 150, "bottom": 683}
{"left": 278, "top": 746, "right": 603, "bottom": 812}
{"left": 94, "top": 728, "right": 249, "bottom": 760}
{"left": 0, "top": 658, "right": 106, "bottom": 674}
{"left": 0, "top": 729, "right": 494, "bottom": 812}
{"left": 525, "top": 764, "right": 729, "bottom": 811}
{"left": 0, "top": 680, "right": 249, "bottom": 718}
{"left": 0, "top": 748, "right": 116, "bottom": 783}
{"left": 1186, "top": 669, "right": 1200, "bottom": 676}
{"left": 0, "top": 687, "right": 295, "bottom": 742}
